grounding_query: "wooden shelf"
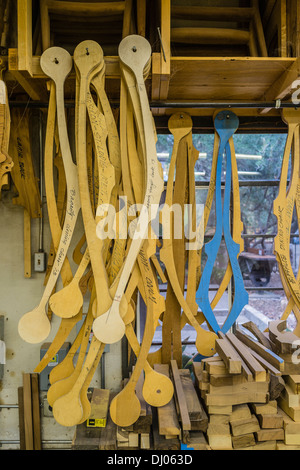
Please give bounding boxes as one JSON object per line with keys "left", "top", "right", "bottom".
{"left": 2, "top": 0, "right": 300, "bottom": 119}
{"left": 167, "top": 57, "right": 295, "bottom": 102}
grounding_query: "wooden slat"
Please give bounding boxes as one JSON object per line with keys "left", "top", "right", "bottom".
{"left": 31, "top": 373, "right": 41, "bottom": 450}
{"left": 153, "top": 364, "right": 181, "bottom": 437}
{"left": 215, "top": 337, "right": 242, "bottom": 375}
{"left": 235, "top": 326, "right": 285, "bottom": 372}
{"left": 23, "top": 373, "right": 33, "bottom": 450}
{"left": 17, "top": 0, "right": 32, "bottom": 75}
{"left": 171, "top": 6, "right": 254, "bottom": 21}
{"left": 170, "top": 360, "right": 191, "bottom": 431}
{"left": 225, "top": 332, "right": 267, "bottom": 382}
{"left": 46, "top": 0, "right": 125, "bottom": 16}
{"left": 18, "top": 387, "right": 26, "bottom": 450}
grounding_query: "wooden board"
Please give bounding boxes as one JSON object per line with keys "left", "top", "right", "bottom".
{"left": 22, "top": 373, "right": 33, "bottom": 450}
{"left": 229, "top": 415, "right": 260, "bottom": 437}
{"left": 153, "top": 364, "right": 181, "bottom": 437}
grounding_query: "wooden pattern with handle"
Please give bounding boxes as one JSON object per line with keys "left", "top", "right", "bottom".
{"left": 73, "top": 41, "right": 125, "bottom": 345}
{"left": 18, "top": 47, "right": 80, "bottom": 344}
{"left": 92, "top": 35, "right": 164, "bottom": 345}
{"left": 274, "top": 109, "right": 300, "bottom": 331}
{"left": 34, "top": 82, "right": 82, "bottom": 373}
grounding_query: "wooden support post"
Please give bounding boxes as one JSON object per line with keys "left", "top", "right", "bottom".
{"left": 23, "top": 373, "right": 34, "bottom": 450}
{"left": 17, "top": 0, "right": 32, "bottom": 75}
{"left": 18, "top": 386, "right": 26, "bottom": 450}
{"left": 31, "top": 373, "right": 42, "bottom": 450}
{"left": 159, "top": 0, "right": 170, "bottom": 105}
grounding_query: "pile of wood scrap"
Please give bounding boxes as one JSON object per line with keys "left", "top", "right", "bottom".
{"left": 192, "top": 322, "right": 288, "bottom": 450}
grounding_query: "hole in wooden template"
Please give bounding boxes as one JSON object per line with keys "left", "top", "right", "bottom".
{"left": 54, "top": 58, "right": 59, "bottom": 64}
{"left": 132, "top": 46, "right": 137, "bottom": 52}
{"left": 156, "top": 389, "right": 161, "bottom": 394}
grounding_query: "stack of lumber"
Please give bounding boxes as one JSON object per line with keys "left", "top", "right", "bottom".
{"left": 152, "top": 362, "right": 210, "bottom": 450}
{"left": 263, "top": 320, "right": 300, "bottom": 449}
{"left": 193, "top": 324, "right": 287, "bottom": 450}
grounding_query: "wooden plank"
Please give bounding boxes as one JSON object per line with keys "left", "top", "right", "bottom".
{"left": 205, "top": 359, "right": 228, "bottom": 375}
{"left": 172, "top": 5, "right": 255, "bottom": 21}
{"left": 205, "top": 391, "right": 269, "bottom": 407}
{"left": 17, "top": 0, "right": 32, "bottom": 75}
{"left": 209, "top": 373, "right": 248, "bottom": 387}
{"left": 46, "top": 0, "right": 126, "bottom": 16}
{"left": 241, "top": 321, "right": 273, "bottom": 349}
{"left": 136, "top": 0, "right": 146, "bottom": 37}
{"left": 230, "top": 404, "right": 252, "bottom": 422}
{"left": 232, "top": 433, "right": 255, "bottom": 449}
{"left": 151, "top": 406, "right": 180, "bottom": 451}
{"left": 160, "top": 0, "right": 171, "bottom": 101}
{"left": 230, "top": 415, "right": 260, "bottom": 437}
{"left": 153, "top": 364, "right": 181, "bottom": 437}
{"left": 208, "top": 381, "right": 269, "bottom": 395}
{"left": 170, "top": 360, "right": 191, "bottom": 431}
{"left": 140, "top": 433, "right": 150, "bottom": 450}
{"left": 278, "top": 394, "right": 300, "bottom": 421}
{"left": 18, "top": 387, "right": 26, "bottom": 450}
{"left": 278, "top": 407, "right": 300, "bottom": 445}
{"left": 242, "top": 440, "right": 277, "bottom": 450}
{"left": 235, "top": 326, "right": 284, "bottom": 372}
{"left": 256, "top": 413, "right": 284, "bottom": 429}
{"left": 206, "top": 423, "right": 232, "bottom": 450}
{"left": 31, "top": 373, "right": 41, "bottom": 450}
{"left": 255, "top": 428, "right": 285, "bottom": 442}
{"left": 251, "top": 401, "right": 278, "bottom": 416}
{"left": 185, "top": 432, "right": 210, "bottom": 450}
{"left": 284, "top": 375, "right": 300, "bottom": 394}
{"left": 225, "top": 332, "right": 267, "bottom": 382}
{"left": 247, "top": 348, "right": 282, "bottom": 377}
{"left": 209, "top": 414, "right": 230, "bottom": 425}
{"left": 179, "top": 369, "right": 208, "bottom": 424}
{"left": 269, "top": 374, "right": 285, "bottom": 400}
{"left": 207, "top": 404, "right": 232, "bottom": 415}
{"left": 215, "top": 338, "right": 242, "bottom": 375}
{"left": 281, "top": 383, "right": 300, "bottom": 408}
{"left": 23, "top": 373, "right": 33, "bottom": 450}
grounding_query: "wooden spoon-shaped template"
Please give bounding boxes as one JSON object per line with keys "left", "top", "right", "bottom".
{"left": 92, "top": 35, "right": 164, "bottom": 345}
{"left": 73, "top": 41, "right": 125, "bottom": 345}
{"left": 18, "top": 47, "right": 80, "bottom": 344}
{"left": 160, "top": 113, "right": 218, "bottom": 357}
{"left": 274, "top": 109, "right": 300, "bottom": 321}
